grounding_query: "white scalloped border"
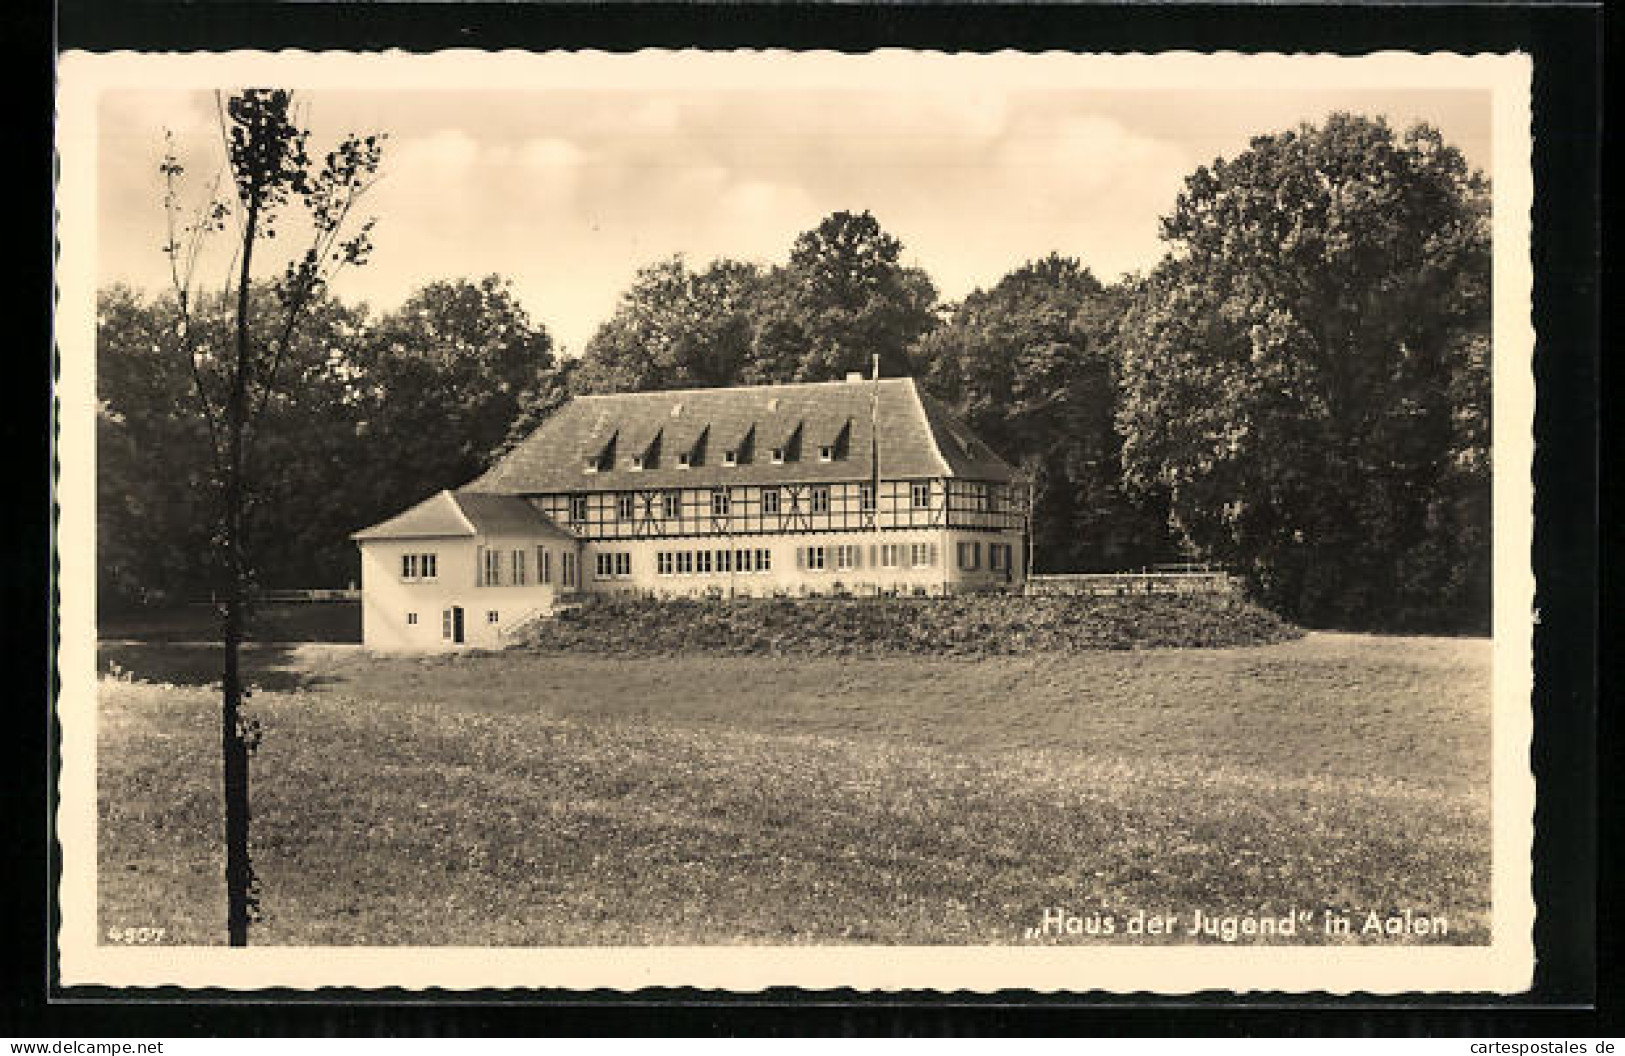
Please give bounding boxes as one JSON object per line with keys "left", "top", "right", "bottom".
{"left": 53, "top": 47, "right": 1537, "bottom": 994}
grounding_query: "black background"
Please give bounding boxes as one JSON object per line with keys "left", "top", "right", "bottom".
{"left": 12, "top": 0, "right": 1610, "bottom": 1037}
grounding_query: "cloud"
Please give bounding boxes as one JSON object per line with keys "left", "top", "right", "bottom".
{"left": 390, "top": 128, "right": 481, "bottom": 173}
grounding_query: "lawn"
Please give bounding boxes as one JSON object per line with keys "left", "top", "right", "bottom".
{"left": 96, "top": 633, "right": 1491, "bottom": 946}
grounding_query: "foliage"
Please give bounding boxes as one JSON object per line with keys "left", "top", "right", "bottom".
{"left": 915, "top": 255, "right": 1177, "bottom": 571}
{"left": 1115, "top": 114, "right": 1491, "bottom": 631}
{"left": 351, "top": 276, "right": 563, "bottom": 524}
{"left": 523, "top": 592, "right": 1299, "bottom": 657}
{"left": 755, "top": 209, "right": 939, "bottom": 382}
{"left": 97, "top": 277, "right": 562, "bottom": 606}
{"left": 572, "top": 210, "right": 938, "bottom": 394}
{"left": 96, "top": 286, "right": 219, "bottom": 609}
{"left": 572, "top": 257, "right": 764, "bottom": 394}
{"left": 97, "top": 284, "right": 375, "bottom": 606}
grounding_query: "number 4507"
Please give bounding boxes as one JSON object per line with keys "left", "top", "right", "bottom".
{"left": 106, "top": 926, "right": 166, "bottom": 944}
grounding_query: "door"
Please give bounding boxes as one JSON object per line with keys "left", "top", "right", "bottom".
{"left": 452, "top": 606, "right": 465, "bottom": 644}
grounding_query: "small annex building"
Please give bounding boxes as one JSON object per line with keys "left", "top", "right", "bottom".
{"left": 352, "top": 375, "right": 1027, "bottom": 651}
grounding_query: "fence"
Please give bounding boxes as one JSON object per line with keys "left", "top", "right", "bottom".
{"left": 195, "top": 588, "right": 361, "bottom": 604}
{"left": 1025, "top": 572, "right": 1236, "bottom": 597}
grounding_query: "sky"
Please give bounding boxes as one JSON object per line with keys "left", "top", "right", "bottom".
{"left": 97, "top": 83, "right": 1491, "bottom": 355}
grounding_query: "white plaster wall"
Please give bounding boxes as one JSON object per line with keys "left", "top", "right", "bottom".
{"left": 577, "top": 527, "right": 1026, "bottom": 599}
{"left": 359, "top": 534, "right": 577, "bottom": 651}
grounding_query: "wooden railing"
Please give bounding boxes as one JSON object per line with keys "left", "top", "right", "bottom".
{"left": 250, "top": 588, "right": 360, "bottom": 603}
{"left": 1025, "top": 572, "right": 1235, "bottom": 597}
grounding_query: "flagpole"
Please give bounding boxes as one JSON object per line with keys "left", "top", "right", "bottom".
{"left": 870, "top": 353, "right": 882, "bottom": 596}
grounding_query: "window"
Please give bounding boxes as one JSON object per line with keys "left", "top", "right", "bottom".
{"left": 483, "top": 549, "right": 503, "bottom": 587}
{"left": 400, "top": 553, "right": 437, "bottom": 581}
{"left": 911, "top": 482, "right": 932, "bottom": 509}
{"left": 835, "top": 544, "right": 857, "bottom": 571}
{"left": 512, "top": 549, "right": 527, "bottom": 585}
{"left": 657, "top": 552, "right": 674, "bottom": 576}
{"left": 761, "top": 487, "right": 781, "bottom": 515}
{"left": 487, "top": 610, "right": 500, "bottom": 624}
{"left": 859, "top": 484, "right": 875, "bottom": 512}
{"left": 734, "top": 549, "right": 752, "bottom": 573}
{"left": 805, "top": 546, "right": 827, "bottom": 571}
{"left": 810, "top": 486, "right": 830, "bottom": 514}
{"left": 616, "top": 493, "right": 636, "bottom": 520}
{"left": 593, "top": 552, "right": 632, "bottom": 580}
{"left": 755, "top": 548, "right": 772, "bottom": 572}
{"left": 569, "top": 494, "right": 588, "bottom": 523}
{"left": 989, "top": 544, "right": 1007, "bottom": 571}
{"left": 711, "top": 489, "right": 731, "bottom": 517}
{"left": 881, "top": 543, "right": 902, "bottom": 568}
{"left": 819, "top": 444, "right": 834, "bottom": 462}
{"left": 538, "top": 547, "right": 552, "bottom": 584}
{"left": 630, "top": 455, "right": 644, "bottom": 471}
{"left": 697, "top": 550, "right": 713, "bottom": 574}
{"left": 677, "top": 550, "right": 694, "bottom": 575}
{"left": 716, "top": 549, "right": 732, "bottom": 573}
{"left": 770, "top": 447, "right": 784, "bottom": 464}
{"left": 723, "top": 449, "right": 738, "bottom": 466}
{"left": 677, "top": 452, "right": 691, "bottom": 469}
{"left": 662, "top": 491, "right": 681, "bottom": 519}
{"left": 562, "top": 551, "right": 577, "bottom": 588}
{"left": 911, "top": 542, "right": 933, "bottom": 568}
{"left": 406, "top": 612, "right": 418, "bottom": 625}
{"left": 958, "top": 541, "right": 981, "bottom": 571}
{"left": 401, "top": 554, "right": 416, "bottom": 580}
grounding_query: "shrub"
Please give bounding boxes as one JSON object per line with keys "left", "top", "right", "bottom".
{"left": 518, "top": 593, "right": 1300, "bottom": 658}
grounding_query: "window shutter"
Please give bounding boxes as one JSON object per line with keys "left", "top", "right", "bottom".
{"left": 852, "top": 546, "right": 863, "bottom": 569}
{"left": 868, "top": 544, "right": 877, "bottom": 568}
{"left": 928, "top": 542, "right": 939, "bottom": 567}
{"left": 795, "top": 547, "right": 805, "bottom": 570}
{"left": 475, "top": 546, "right": 485, "bottom": 586}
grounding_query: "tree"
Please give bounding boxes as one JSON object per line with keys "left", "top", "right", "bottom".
{"left": 160, "top": 89, "right": 384, "bottom": 944}
{"left": 96, "top": 286, "right": 218, "bottom": 610}
{"left": 1115, "top": 114, "right": 1491, "bottom": 629}
{"left": 746, "top": 210, "right": 938, "bottom": 382}
{"left": 572, "top": 257, "right": 763, "bottom": 394}
{"left": 915, "top": 255, "right": 1175, "bottom": 571}
{"left": 352, "top": 275, "right": 561, "bottom": 522}
{"left": 97, "top": 285, "right": 372, "bottom": 606}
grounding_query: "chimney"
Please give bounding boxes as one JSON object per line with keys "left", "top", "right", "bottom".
{"left": 845, "top": 371, "right": 865, "bottom": 383}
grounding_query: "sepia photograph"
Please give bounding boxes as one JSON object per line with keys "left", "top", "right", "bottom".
{"left": 53, "top": 48, "right": 1535, "bottom": 992}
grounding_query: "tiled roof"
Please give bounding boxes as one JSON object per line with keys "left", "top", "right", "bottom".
{"left": 470, "top": 377, "right": 1016, "bottom": 493}
{"left": 453, "top": 491, "right": 578, "bottom": 540}
{"left": 352, "top": 489, "right": 574, "bottom": 542}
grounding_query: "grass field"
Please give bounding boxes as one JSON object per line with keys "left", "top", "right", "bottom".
{"left": 97, "top": 633, "right": 1491, "bottom": 946}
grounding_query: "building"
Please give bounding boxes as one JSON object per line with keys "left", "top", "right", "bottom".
{"left": 351, "top": 374, "right": 1027, "bottom": 650}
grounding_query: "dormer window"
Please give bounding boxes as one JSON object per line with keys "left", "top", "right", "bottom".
{"left": 723, "top": 450, "right": 738, "bottom": 466}
{"left": 583, "top": 459, "right": 599, "bottom": 474}
{"left": 630, "top": 455, "right": 644, "bottom": 471}
{"left": 818, "top": 445, "right": 834, "bottom": 462}
{"left": 770, "top": 448, "right": 785, "bottom": 465}
{"left": 677, "top": 452, "right": 691, "bottom": 469}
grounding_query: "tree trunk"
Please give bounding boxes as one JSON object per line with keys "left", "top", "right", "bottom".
{"left": 221, "top": 578, "right": 251, "bottom": 947}
{"left": 222, "top": 196, "right": 259, "bottom": 947}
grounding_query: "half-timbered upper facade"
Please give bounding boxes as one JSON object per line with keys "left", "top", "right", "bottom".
{"left": 353, "top": 375, "right": 1027, "bottom": 650}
